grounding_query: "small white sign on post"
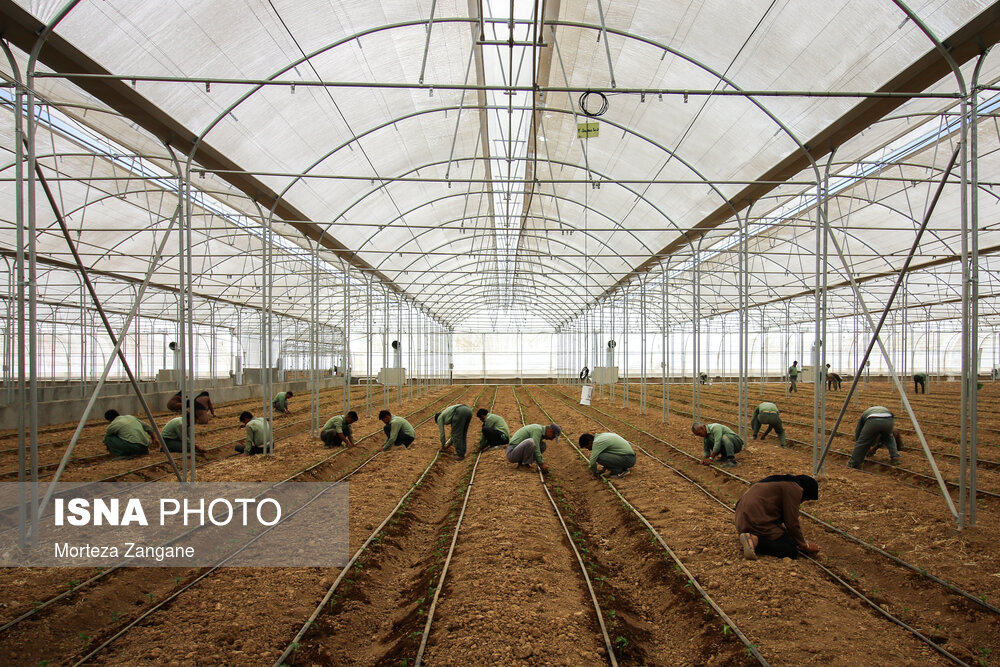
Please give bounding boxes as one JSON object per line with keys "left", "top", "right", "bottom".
{"left": 580, "top": 385, "right": 593, "bottom": 406}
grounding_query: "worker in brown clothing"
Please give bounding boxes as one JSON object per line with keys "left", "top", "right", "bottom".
{"left": 735, "top": 474, "right": 820, "bottom": 560}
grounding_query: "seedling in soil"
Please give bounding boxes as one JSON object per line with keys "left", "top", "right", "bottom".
{"left": 722, "top": 624, "right": 732, "bottom": 637}
{"left": 32, "top": 600, "right": 43, "bottom": 610}
{"left": 67, "top": 579, "right": 80, "bottom": 592}
{"left": 408, "top": 631, "right": 423, "bottom": 640}
{"left": 36, "top": 661, "right": 51, "bottom": 666}
{"left": 77, "top": 631, "right": 92, "bottom": 645}
{"left": 111, "top": 611, "right": 121, "bottom": 625}
{"left": 144, "top": 592, "right": 156, "bottom": 604}
{"left": 615, "top": 635, "right": 629, "bottom": 649}
{"left": 608, "top": 610, "right": 616, "bottom": 619}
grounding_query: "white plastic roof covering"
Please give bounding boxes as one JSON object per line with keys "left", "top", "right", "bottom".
{"left": 0, "top": 0, "right": 999, "bottom": 333}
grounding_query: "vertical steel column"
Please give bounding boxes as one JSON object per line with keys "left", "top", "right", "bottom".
{"left": 310, "top": 243, "right": 319, "bottom": 437}
{"left": 344, "top": 271, "right": 352, "bottom": 415}
{"left": 623, "top": 292, "right": 630, "bottom": 407}
{"left": 3, "top": 35, "right": 27, "bottom": 545}
{"left": 663, "top": 265, "right": 670, "bottom": 422}
{"left": 693, "top": 240, "right": 702, "bottom": 422}
{"left": 814, "top": 156, "right": 832, "bottom": 473}
{"left": 640, "top": 278, "right": 647, "bottom": 415}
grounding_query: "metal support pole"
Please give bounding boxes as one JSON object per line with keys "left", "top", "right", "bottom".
{"left": 814, "top": 145, "right": 962, "bottom": 523}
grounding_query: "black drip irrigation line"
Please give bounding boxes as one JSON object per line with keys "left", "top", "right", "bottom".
{"left": 413, "top": 387, "right": 497, "bottom": 665}
{"left": 538, "top": 386, "right": 973, "bottom": 666}
{"left": 545, "top": 386, "right": 1000, "bottom": 618}
{"left": 272, "top": 385, "right": 489, "bottom": 667}
{"left": 510, "top": 386, "right": 619, "bottom": 667}
{"left": 9, "top": 386, "right": 469, "bottom": 653}
{"left": 635, "top": 386, "right": 1000, "bottom": 501}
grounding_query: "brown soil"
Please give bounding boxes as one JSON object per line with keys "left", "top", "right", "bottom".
{"left": 543, "top": 383, "right": 1000, "bottom": 665}
{"left": 0, "top": 386, "right": 465, "bottom": 666}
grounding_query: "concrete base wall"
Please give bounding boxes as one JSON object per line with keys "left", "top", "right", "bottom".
{"left": 0, "top": 376, "right": 346, "bottom": 428}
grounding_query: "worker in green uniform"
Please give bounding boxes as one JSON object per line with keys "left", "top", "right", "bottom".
{"left": 160, "top": 414, "right": 206, "bottom": 454}
{"left": 913, "top": 372, "right": 927, "bottom": 394}
{"left": 476, "top": 408, "right": 509, "bottom": 452}
{"left": 788, "top": 361, "right": 799, "bottom": 393}
{"left": 506, "top": 423, "right": 560, "bottom": 474}
{"left": 751, "top": 402, "right": 786, "bottom": 447}
{"left": 692, "top": 422, "right": 743, "bottom": 468}
{"left": 103, "top": 409, "right": 160, "bottom": 458}
{"left": 272, "top": 390, "right": 294, "bottom": 414}
{"left": 848, "top": 406, "right": 898, "bottom": 468}
{"left": 236, "top": 411, "right": 273, "bottom": 455}
{"left": 435, "top": 404, "right": 474, "bottom": 460}
{"left": 579, "top": 432, "right": 636, "bottom": 478}
{"left": 321, "top": 411, "right": 358, "bottom": 448}
{"left": 699, "top": 371, "right": 708, "bottom": 385}
{"left": 379, "top": 409, "right": 415, "bottom": 450}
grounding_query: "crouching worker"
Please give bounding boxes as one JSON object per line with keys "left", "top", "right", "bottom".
{"left": 435, "top": 404, "right": 473, "bottom": 460}
{"left": 272, "top": 390, "right": 294, "bottom": 414}
{"left": 579, "top": 432, "right": 636, "bottom": 478}
{"left": 735, "top": 474, "right": 820, "bottom": 560}
{"left": 849, "top": 406, "right": 898, "bottom": 468}
{"left": 160, "top": 413, "right": 206, "bottom": 454}
{"left": 379, "top": 409, "right": 415, "bottom": 450}
{"left": 751, "top": 402, "right": 786, "bottom": 447}
{"left": 321, "top": 411, "right": 358, "bottom": 448}
{"left": 506, "top": 423, "right": 560, "bottom": 474}
{"left": 692, "top": 422, "right": 743, "bottom": 468}
{"left": 103, "top": 410, "right": 159, "bottom": 458}
{"left": 236, "top": 411, "right": 273, "bottom": 455}
{"left": 476, "top": 408, "right": 509, "bottom": 452}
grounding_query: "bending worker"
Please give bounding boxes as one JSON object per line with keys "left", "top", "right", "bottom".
{"left": 735, "top": 474, "right": 820, "bottom": 560}
{"left": 579, "top": 432, "right": 636, "bottom": 478}
{"left": 236, "top": 411, "right": 272, "bottom": 455}
{"left": 160, "top": 413, "right": 206, "bottom": 454}
{"left": 103, "top": 409, "right": 160, "bottom": 458}
{"left": 272, "top": 390, "right": 294, "bottom": 414}
{"left": 751, "top": 402, "right": 786, "bottom": 448}
{"left": 788, "top": 361, "right": 799, "bottom": 393}
{"left": 506, "top": 423, "right": 560, "bottom": 474}
{"left": 166, "top": 390, "right": 216, "bottom": 424}
{"left": 321, "top": 411, "right": 358, "bottom": 448}
{"left": 913, "top": 372, "right": 927, "bottom": 394}
{"left": 379, "top": 409, "right": 415, "bottom": 450}
{"left": 436, "top": 404, "right": 474, "bottom": 460}
{"left": 849, "top": 406, "right": 899, "bottom": 468}
{"left": 692, "top": 422, "right": 743, "bottom": 468}
{"left": 476, "top": 408, "right": 509, "bottom": 452}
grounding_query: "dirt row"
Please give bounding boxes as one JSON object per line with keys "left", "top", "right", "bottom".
{"left": 543, "top": 385, "right": 1000, "bottom": 665}
{"left": 522, "top": 385, "right": 953, "bottom": 666}
{"left": 0, "top": 386, "right": 460, "bottom": 666}
{"left": 293, "top": 386, "right": 610, "bottom": 665}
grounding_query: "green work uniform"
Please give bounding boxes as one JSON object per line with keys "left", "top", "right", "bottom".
{"left": 751, "top": 402, "right": 786, "bottom": 447}
{"left": 849, "top": 406, "right": 896, "bottom": 468}
{"left": 321, "top": 415, "right": 353, "bottom": 447}
{"left": 702, "top": 423, "right": 743, "bottom": 461}
{"left": 103, "top": 415, "right": 152, "bottom": 457}
{"left": 588, "top": 433, "right": 636, "bottom": 475}
{"left": 510, "top": 424, "right": 547, "bottom": 466}
{"left": 788, "top": 365, "right": 799, "bottom": 392}
{"left": 160, "top": 416, "right": 188, "bottom": 453}
{"left": 477, "top": 413, "right": 510, "bottom": 449}
{"left": 272, "top": 392, "right": 290, "bottom": 413}
{"left": 436, "top": 404, "right": 473, "bottom": 457}
{"left": 383, "top": 416, "right": 416, "bottom": 450}
{"left": 242, "top": 417, "right": 273, "bottom": 455}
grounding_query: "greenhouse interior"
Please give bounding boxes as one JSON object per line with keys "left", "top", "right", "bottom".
{"left": 0, "top": 0, "right": 999, "bottom": 665}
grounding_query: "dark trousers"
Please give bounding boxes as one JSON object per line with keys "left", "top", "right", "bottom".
{"left": 321, "top": 429, "right": 348, "bottom": 447}
{"left": 753, "top": 532, "right": 799, "bottom": 559}
{"left": 914, "top": 378, "right": 925, "bottom": 394}
{"left": 447, "top": 405, "right": 474, "bottom": 457}
{"left": 596, "top": 451, "right": 636, "bottom": 474}
{"left": 163, "top": 437, "right": 184, "bottom": 453}
{"left": 104, "top": 435, "right": 149, "bottom": 458}
{"left": 751, "top": 412, "right": 786, "bottom": 447}
{"left": 704, "top": 435, "right": 743, "bottom": 460}
{"left": 235, "top": 443, "right": 270, "bottom": 455}
{"left": 481, "top": 426, "right": 508, "bottom": 450}
{"left": 383, "top": 423, "right": 415, "bottom": 448}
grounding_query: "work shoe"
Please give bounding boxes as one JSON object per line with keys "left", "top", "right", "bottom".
{"left": 615, "top": 469, "right": 631, "bottom": 478}
{"left": 890, "top": 457, "right": 900, "bottom": 465}
{"left": 740, "top": 533, "right": 758, "bottom": 561}
{"left": 722, "top": 459, "right": 739, "bottom": 469}
{"left": 454, "top": 454, "right": 466, "bottom": 461}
